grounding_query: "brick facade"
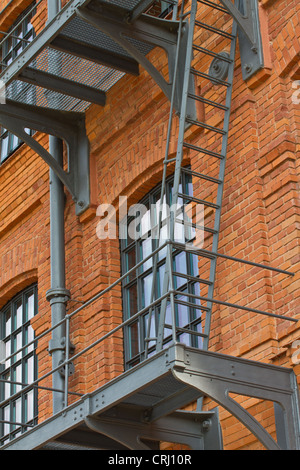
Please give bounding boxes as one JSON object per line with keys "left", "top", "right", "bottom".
{"left": 0, "top": 0, "right": 299, "bottom": 450}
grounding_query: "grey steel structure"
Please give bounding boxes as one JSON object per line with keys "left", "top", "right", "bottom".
{"left": 0, "top": 0, "right": 299, "bottom": 450}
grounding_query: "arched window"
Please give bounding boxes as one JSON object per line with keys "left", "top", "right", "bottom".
{"left": 121, "top": 171, "right": 203, "bottom": 369}
{"left": 0, "top": 284, "right": 38, "bottom": 445}
{"left": 0, "top": 2, "right": 36, "bottom": 164}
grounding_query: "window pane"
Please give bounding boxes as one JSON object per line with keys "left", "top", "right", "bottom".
{"left": 25, "top": 356, "right": 34, "bottom": 385}
{"left": 141, "top": 237, "right": 152, "bottom": 271}
{"left": 142, "top": 272, "right": 153, "bottom": 309}
{"left": 129, "top": 322, "right": 140, "bottom": 358}
{"left": 4, "top": 372, "right": 11, "bottom": 399}
{"left": 177, "top": 297, "right": 189, "bottom": 327}
{"left": 15, "top": 301, "right": 23, "bottom": 329}
{"left": 127, "top": 284, "right": 138, "bottom": 317}
{"left": 13, "top": 365, "right": 22, "bottom": 393}
{"left": 174, "top": 252, "right": 187, "bottom": 288}
{"left": 13, "top": 398, "right": 22, "bottom": 428}
{"left": 0, "top": 135, "right": 9, "bottom": 162}
{"left": 3, "top": 406, "right": 10, "bottom": 436}
{"left": 26, "top": 294, "right": 35, "bottom": 321}
{"left": 143, "top": 314, "right": 156, "bottom": 349}
{"left": 25, "top": 390, "right": 34, "bottom": 422}
{"left": 5, "top": 310, "right": 11, "bottom": 337}
{"left": 5, "top": 340, "right": 11, "bottom": 369}
{"left": 13, "top": 333, "right": 22, "bottom": 362}
{"left": 25, "top": 326, "right": 34, "bottom": 354}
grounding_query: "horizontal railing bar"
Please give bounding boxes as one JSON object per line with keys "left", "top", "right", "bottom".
{"left": 69, "top": 292, "right": 170, "bottom": 364}
{"left": 0, "top": 0, "right": 43, "bottom": 49}
{"left": 0, "top": 379, "right": 83, "bottom": 397}
{"left": 171, "top": 240, "right": 295, "bottom": 276}
{"left": 0, "top": 420, "right": 35, "bottom": 427}
{"left": 174, "top": 297, "right": 210, "bottom": 312}
{"left": 0, "top": 289, "right": 171, "bottom": 409}
{"left": 173, "top": 326, "right": 207, "bottom": 338}
{"left": 172, "top": 290, "right": 298, "bottom": 323}
{"left": 164, "top": 323, "right": 207, "bottom": 338}
{"left": 174, "top": 217, "right": 218, "bottom": 234}
{"left": 2, "top": 241, "right": 169, "bottom": 365}
{"left": 178, "top": 191, "right": 220, "bottom": 209}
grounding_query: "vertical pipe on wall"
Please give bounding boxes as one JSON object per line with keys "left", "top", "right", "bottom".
{"left": 46, "top": 0, "right": 70, "bottom": 415}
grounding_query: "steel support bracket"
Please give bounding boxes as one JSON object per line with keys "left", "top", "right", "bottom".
{"left": 0, "top": 99, "right": 90, "bottom": 215}
{"left": 220, "top": 0, "right": 264, "bottom": 80}
{"left": 77, "top": 6, "right": 197, "bottom": 119}
{"left": 85, "top": 405, "right": 223, "bottom": 450}
{"left": 171, "top": 345, "right": 300, "bottom": 450}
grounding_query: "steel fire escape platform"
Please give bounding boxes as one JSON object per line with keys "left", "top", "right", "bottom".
{"left": 2, "top": 344, "right": 300, "bottom": 450}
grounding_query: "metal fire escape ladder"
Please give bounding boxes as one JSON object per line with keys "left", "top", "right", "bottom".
{"left": 150, "top": 0, "right": 238, "bottom": 352}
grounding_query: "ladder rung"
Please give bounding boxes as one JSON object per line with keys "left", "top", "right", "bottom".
{"left": 188, "top": 92, "right": 228, "bottom": 111}
{"left": 181, "top": 167, "right": 222, "bottom": 185}
{"left": 192, "top": 44, "right": 233, "bottom": 64}
{"left": 178, "top": 192, "right": 220, "bottom": 210}
{"left": 185, "top": 118, "right": 227, "bottom": 135}
{"left": 164, "top": 157, "right": 177, "bottom": 164}
{"left": 190, "top": 67, "right": 230, "bottom": 87}
{"left": 174, "top": 217, "right": 218, "bottom": 235}
{"left": 197, "top": 0, "right": 229, "bottom": 14}
{"left": 164, "top": 324, "right": 210, "bottom": 338}
{"left": 172, "top": 271, "right": 213, "bottom": 287}
{"left": 183, "top": 142, "right": 224, "bottom": 160}
{"left": 195, "top": 20, "right": 235, "bottom": 40}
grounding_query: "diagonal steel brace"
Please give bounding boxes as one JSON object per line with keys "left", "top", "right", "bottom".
{"left": 77, "top": 7, "right": 196, "bottom": 119}
{"left": 0, "top": 99, "right": 90, "bottom": 215}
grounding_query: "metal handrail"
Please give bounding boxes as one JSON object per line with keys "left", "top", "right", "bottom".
{"left": 0, "top": 0, "right": 44, "bottom": 49}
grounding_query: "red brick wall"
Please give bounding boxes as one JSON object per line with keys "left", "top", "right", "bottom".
{"left": 0, "top": 0, "right": 299, "bottom": 449}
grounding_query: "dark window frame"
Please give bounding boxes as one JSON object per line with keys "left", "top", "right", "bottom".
{"left": 0, "top": 2, "right": 36, "bottom": 165}
{"left": 0, "top": 284, "right": 38, "bottom": 445}
{"left": 121, "top": 171, "right": 203, "bottom": 369}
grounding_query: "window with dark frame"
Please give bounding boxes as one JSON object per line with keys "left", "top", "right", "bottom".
{"left": 0, "top": 285, "right": 38, "bottom": 446}
{"left": 121, "top": 171, "right": 203, "bottom": 369}
{"left": 0, "top": 2, "right": 36, "bottom": 164}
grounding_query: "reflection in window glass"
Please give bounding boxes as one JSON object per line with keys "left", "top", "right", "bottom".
{"left": 0, "top": 285, "right": 38, "bottom": 445}
{"left": 0, "top": 2, "right": 36, "bottom": 164}
{"left": 121, "top": 171, "right": 202, "bottom": 369}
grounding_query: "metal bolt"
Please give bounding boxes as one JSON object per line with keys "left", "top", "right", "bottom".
{"left": 202, "top": 419, "right": 211, "bottom": 432}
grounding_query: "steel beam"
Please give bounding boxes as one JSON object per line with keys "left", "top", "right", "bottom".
{"left": 50, "top": 35, "right": 140, "bottom": 76}
{"left": 85, "top": 407, "right": 221, "bottom": 450}
{"left": 77, "top": 7, "right": 197, "bottom": 118}
{"left": 220, "top": 0, "right": 264, "bottom": 80}
{"left": 19, "top": 67, "right": 107, "bottom": 106}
